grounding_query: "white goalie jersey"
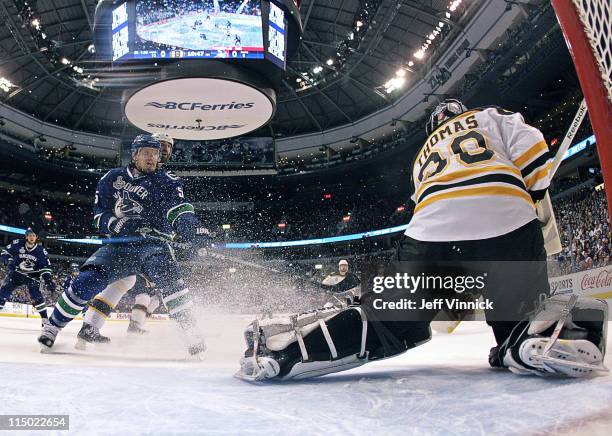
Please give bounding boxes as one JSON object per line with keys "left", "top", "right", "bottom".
{"left": 405, "top": 106, "right": 552, "bottom": 241}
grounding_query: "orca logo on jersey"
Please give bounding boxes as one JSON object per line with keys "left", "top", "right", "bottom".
{"left": 114, "top": 191, "right": 144, "bottom": 218}
{"left": 144, "top": 101, "right": 256, "bottom": 111}
{"left": 18, "top": 259, "right": 35, "bottom": 272}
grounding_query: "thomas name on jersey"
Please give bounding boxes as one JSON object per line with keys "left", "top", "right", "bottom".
{"left": 405, "top": 107, "right": 552, "bottom": 242}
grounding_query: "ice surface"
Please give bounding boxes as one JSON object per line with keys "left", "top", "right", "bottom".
{"left": 1, "top": 316, "right": 611, "bottom": 435}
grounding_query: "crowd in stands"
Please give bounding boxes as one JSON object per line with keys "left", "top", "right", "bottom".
{"left": 168, "top": 138, "right": 275, "bottom": 167}
{"left": 552, "top": 187, "right": 610, "bottom": 274}
{"left": 0, "top": 188, "right": 92, "bottom": 236}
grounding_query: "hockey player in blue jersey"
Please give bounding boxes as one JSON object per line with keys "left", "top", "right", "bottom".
{"left": 76, "top": 132, "right": 174, "bottom": 346}
{"left": 62, "top": 263, "right": 80, "bottom": 294}
{"left": 0, "top": 228, "right": 56, "bottom": 325}
{"left": 38, "top": 134, "right": 210, "bottom": 356}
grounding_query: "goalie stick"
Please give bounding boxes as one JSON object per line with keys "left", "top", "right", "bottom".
{"left": 537, "top": 99, "right": 588, "bottom": 255}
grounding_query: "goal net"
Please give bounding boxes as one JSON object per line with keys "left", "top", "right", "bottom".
{"left": 551, "top": 0, "right": 612, "bottom": 218}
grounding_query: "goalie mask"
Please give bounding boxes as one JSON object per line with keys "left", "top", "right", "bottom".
{"left": 426, "top": 99, "right": 468, "bottom": 136}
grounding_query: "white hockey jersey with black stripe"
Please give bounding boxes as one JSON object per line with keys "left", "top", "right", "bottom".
{"left": 404, "top": 106, "right": 551, "bottom": 241}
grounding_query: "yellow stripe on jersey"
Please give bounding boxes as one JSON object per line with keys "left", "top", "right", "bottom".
{"left": 414, "top": 186, "right": 534, "bottom": 214}
{"left": 524, "top": 162, "right": 552, "bottom": 189}
{"left": 415, "top": 164, "right": 523, "bottom": 201}
{"left": 513, "top": 140, "right": 548, "bottom": 169}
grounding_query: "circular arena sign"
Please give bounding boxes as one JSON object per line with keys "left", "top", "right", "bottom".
{"left": 123, "top": 77, "right": 275, "bottom": 141}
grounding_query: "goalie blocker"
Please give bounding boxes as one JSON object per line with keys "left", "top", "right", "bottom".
{"left": 237, "top": 294, "right": 608, "bottom": 381}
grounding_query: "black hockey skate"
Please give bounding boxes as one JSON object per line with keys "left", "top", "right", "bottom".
{"left": 75, "top": 323, "right": 110, "bottom": 350}
{"left": 38, "top": 322, "right": 60, "bottom": 352}
{"left": 127, "top": 320, "right": 149, "bottom": 335}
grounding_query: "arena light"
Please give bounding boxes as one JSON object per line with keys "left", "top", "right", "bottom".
{"left": 326, "top": 58, "right": 334, "bottom": 66}
{"left": 408, "top": 61, "right": 414, "bottom": 67}
{"left": 222, "top": 224, "right": 231, "bottom": 230}
{"left": 395, "top": 69, "right": 406, "bottom": 77}
{"left": 61, "top": 58, "right": 71, "bottom": 65}
{"left": 414, "top": 49, "right": 425, "bottom": 59}
{"left": 0, "top": 77, "right": 16, "bottom": 93}
{"left": 31, "top": 18, "right": 40, "bottom": 29}
{"left": 312, "top": 66, "right": 323, "bottom": 74}
{"left": 384, "top": 76, "right": 406, "bottom": 93}
{"left": 449, "top": 0, "right": 462, "bottom": 12}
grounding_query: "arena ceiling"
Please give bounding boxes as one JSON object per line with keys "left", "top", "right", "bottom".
{"left": 0, "top": 0, "right": 482, "bottom": 138}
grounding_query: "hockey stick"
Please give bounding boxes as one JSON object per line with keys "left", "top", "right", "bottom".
{"left": 14, "top": 270, "right": 42, "bottom": 284}
{"left": 536, "top": 99, "right": 588, "bottom": 255}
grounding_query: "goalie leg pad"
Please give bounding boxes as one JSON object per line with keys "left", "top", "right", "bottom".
{"left": 500, "top": 295, "right": 608, "bottom": 377}
{"left": 237, "top": 305, "right": 432, "bottom": 381}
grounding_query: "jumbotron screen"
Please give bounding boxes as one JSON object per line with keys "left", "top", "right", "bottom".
{"left": 133, "top": 0, "right": 264, "bottom": 59}
{"left": 109, "top": 1, "right": 287, "bottom": 66}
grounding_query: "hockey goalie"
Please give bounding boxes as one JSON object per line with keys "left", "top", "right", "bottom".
{"left": 236, "top": 100, "right": 609, "bottom": 381}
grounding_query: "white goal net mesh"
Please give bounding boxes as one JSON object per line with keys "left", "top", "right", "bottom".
{"left": 572, "top": 0, "right": 612, "bottom": 104}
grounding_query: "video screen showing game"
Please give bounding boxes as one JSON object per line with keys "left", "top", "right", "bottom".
{"left": 267, "top": 1, "right": 286, "bottom": 68}
{"left": 112, "top": 2, "right": 130, "bottom": 61}
{"left": 134, "top": 0, "right": 264, "bottom": 59}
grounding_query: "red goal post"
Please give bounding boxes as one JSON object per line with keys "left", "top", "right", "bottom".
{"left": 551, "top": 0, "right": 612, "bottom": 219}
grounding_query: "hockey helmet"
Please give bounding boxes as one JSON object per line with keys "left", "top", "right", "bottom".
{"left": 152, "top": 132, "right": 174, "bottom": 147}
{"left": 426, "top": 99, "right": 468, "bottom": 136}
{"left": 131, "top": 134, "right": 161, "bottom": 154}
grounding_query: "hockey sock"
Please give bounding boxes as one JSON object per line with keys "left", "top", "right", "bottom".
{"left": 147, "top": 295, "right": 161, "bottom": 315}
{"left": 84, "top": 296, "right": 115, "bottom": 329}
{"left": 163, "top": 288, "right": 194, "bottom": 319}
{"left": 34, "top": 301, "right": 48, "bottom": 319}
{"left": 51, "top": 269, "right": 108, "bottom": 328}
{"left": 50, "top": 287, "right": 89, "bottom": 328}
{"left": 130, "top": 305, "right": 147, "bottom": 327}
{"left": 131, "top": 294, "right": 151, "bottom": 327}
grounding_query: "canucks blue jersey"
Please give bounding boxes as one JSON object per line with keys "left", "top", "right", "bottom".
{"left": 1, "top": 239, "right": 52, "bottom": 279}
{"left": 93, "top": 165, "right": 198, "bottom": 239}
{"left": 63, "top": 275, "right": 75, "bottom": 293}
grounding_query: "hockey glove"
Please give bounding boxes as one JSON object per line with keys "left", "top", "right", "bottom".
{"left": 43, "top": 275, "right": 56, "bottom": 293}
{"left": 107, "top": 216, "right": 145, "bottom": 236}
